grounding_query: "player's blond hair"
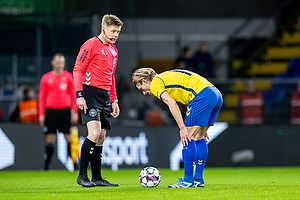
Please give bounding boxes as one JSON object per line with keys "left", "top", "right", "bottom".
{"left": 132, "top": 67, "right": 157, "bottom": 85}
{"left": 102, "top": 14, "right": 123, "bottom": 27}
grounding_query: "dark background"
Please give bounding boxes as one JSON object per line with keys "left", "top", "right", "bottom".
{"left": 0, "top": 0, "right": 292, "bottom": 56}
{"left": 74, "top": 0, "right": 283, "bottom": 18}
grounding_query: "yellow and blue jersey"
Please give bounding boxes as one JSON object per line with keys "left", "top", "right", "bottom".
{"left": 150, "top": 69, "right": 214, "bottom": 106}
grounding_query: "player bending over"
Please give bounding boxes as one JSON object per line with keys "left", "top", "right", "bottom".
{"left": 132, "top": 68, "right": 223, "bottom": 188}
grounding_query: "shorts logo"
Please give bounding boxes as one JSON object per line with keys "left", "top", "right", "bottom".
{"left": 186, "top": 107, "right": 192, "bottom": 117}
{"left": 89, "top": 109, "right": 97, "bottom": 117}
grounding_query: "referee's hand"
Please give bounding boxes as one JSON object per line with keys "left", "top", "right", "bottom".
{"left": 77, "top": 97, "right": 88, "bottom": 114}
{"left": 111, "top": 101, "right": 120, "bottom": 118}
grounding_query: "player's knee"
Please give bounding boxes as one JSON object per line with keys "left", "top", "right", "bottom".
{"left": 46, "top": 134, "right": 56, "bottom": 144}
{"left": 88, "top": 131, "right": 101, "bottom": 141}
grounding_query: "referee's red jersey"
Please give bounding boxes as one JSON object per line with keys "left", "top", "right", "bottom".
{"left": 38, "top": 70, "right": 77, "bottom": 117}
{"left": 73, "top": 37, "right": 118, "bottom": 102}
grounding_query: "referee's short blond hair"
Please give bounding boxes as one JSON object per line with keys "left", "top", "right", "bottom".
{"left": 102, "top": 14, "right": 123, "bottom": 27}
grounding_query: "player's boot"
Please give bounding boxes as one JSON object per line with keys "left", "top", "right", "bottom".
{"left": 168, "top": 178, "right": 193, "bottom": 188}
{"left": 77, "top": 174, "right": 95, "bottom": 187}
{"left": 91, "top": 178, "right": 119, "bottom": 187}
{"left": 193, "top": 179, "right": 204, "bottom": 187}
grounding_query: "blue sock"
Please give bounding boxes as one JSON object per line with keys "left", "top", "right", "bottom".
{"left": 182, "top": 140, "right": 196, "bottom": 183}
{"left": 194, "top": 138, "right": 208, "bottom": 181}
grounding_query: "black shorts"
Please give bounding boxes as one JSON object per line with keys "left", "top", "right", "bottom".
{"left": 80, "top": 85, "right": 112, "bottom": 130}
{"left": 44, "top": 108, "right": 71, "bottom": 134}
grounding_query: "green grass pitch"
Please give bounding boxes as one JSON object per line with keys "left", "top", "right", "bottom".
{"left": 0, "top": 167, "right": 299, "bottom": 199}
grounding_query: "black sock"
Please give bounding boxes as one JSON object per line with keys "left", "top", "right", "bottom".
{"left": 91, "top": 146, "right": 103, "bottom": 180}
{"left": 67, "top": 143, "right": 71, "bottom": 159}
{"left": 79, "top": 138, "right": 96, "bottom": 176}
{"left": 44, "top": 144, "right": 55, "bottom": 170}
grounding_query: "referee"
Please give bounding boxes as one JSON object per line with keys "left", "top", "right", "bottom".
{"left": 38, "top": 53, "right": 78, "bottom": 170}
{"left": 73, "top": 14, "right": 123, "bottom": 187}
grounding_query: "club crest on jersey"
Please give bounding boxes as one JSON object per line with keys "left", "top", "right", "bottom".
{"left": 89, "top": 109, "right": 97, "bottom": 117}
{"left": 60, "top": 83, "right": 67, "bottom": 90}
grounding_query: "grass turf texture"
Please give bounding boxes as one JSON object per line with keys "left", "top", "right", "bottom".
{"left": 0, "top": 167, "right": 299, "bottom": 200}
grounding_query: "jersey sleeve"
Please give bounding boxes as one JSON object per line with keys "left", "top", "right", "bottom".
{"left": 150, "top": 76, "right": 166, "bottom": 100}
{"left": 38, "top": 75, "right": 47, "bottom": 117}
{"left": 73, "top": 39, "right": 94, "bottom": 92}
{"left": 109, "top": 46, "right": 118, "bottom": 102}
{"left": 110, "top": 73, "right": 117, "bottom": 102}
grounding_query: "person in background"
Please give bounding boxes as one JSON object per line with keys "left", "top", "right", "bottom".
{"left": 38, "top": 53, "right": 78, "bottom": 170}
{"left": 73, "top": 14, "right": 123, "bottom": 187}
{"left": 189, "top": 41, "right": 214, "bottom": 78}
{"left": 238, "top": 79, "right": 264, "bottom": 125}
{"left": 290, "top": 81, "right": 300, "bottom": 125}
{"left": 173, "top": 46, "right": 194, "bottom": 69}
{"left": 132, "top": 67, "right": 223, "bottom": 188}
{"left": 9, "top": 86, "right": 38, "bottom": 123}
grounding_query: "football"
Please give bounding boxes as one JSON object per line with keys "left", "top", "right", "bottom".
{"left": 139, "top": 166, "right": 161, "bottom": 188}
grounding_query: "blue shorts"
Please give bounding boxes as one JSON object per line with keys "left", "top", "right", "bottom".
{"left": 184, "top": 86, "right": 223, "bottom": 127}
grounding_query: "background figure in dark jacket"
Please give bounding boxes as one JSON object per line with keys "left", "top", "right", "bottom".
{"left": 188, "top": 41, "right": 214, "bottom": 78}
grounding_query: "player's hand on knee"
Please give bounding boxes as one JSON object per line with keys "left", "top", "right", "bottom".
{"left": 179, "top": 126, "right": 190, "bottom": 146}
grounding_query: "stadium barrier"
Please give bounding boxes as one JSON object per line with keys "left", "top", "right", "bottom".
{"left": 0, "top": 123, "right": 300, "bottom": 171}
